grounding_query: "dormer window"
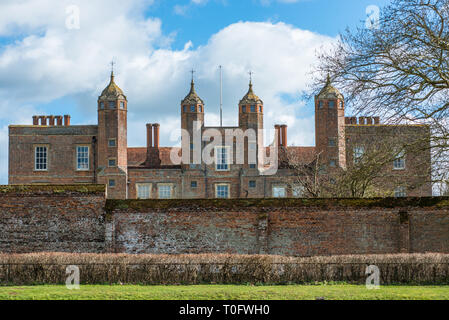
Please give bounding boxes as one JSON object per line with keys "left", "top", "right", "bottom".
{"left": 109, "top": 101, "right": 115, "bottom": 109}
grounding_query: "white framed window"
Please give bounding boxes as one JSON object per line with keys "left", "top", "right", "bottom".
{"left": 292, "top": 185, "right": 304, "bottom": 198}
{"left": 393, "top": 150, "right": 405, "bottom": 170}
{"left": 215, "top": 184, "right": 230, "bottom": 199}
{"left": 158, "top": 184, "right": 172, "bottom": 199}
{"left": 215, "top": 146, "right": 230, "bottom": 171}
{"left": 353, "top": 146, "right": 365, "bottom": 164}
{"left": 137, "top": 183, "right": 152, "bottom": 199}
{"left": 35, "top": 146, "right": 48, "bottom": 171}
{"left": 76, "top": 146, "right": 89, "bottom": 171}
{"left": 273, "top": 186, "right": 286, "bottom": 198}
{"left": 394, "top": 186, "right": 407, "bottom": 198}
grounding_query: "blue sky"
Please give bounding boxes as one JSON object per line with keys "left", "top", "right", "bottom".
{"left": 0, "top": 0, "right": 391, "bottom": 184}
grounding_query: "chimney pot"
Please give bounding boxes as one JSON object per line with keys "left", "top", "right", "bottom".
{"left": 281, "top": 125, "right": 287, "bottom": 147}
{"left": 146, "top": 123, "right": 153, "bottom": 149}
{"left": 153, "top": 123, "right": 160, "bottom": 149}
{"left": 64, "top": 115, "right": 71, "bottom": 126}
{"left": 32, "top": 116, "right": 39, "bottom": 126}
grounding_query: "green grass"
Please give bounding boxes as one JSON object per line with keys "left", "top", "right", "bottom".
{"left": 1, "top": 284, "right": 449, "bottom": 300}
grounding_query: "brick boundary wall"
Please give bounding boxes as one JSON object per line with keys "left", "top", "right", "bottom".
{"left": 1, "top": 185, "right": 449, "bottom": 256}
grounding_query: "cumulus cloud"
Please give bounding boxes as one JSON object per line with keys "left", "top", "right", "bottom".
{"left": 0, "top": 0, "right": 336, "bottom": 184}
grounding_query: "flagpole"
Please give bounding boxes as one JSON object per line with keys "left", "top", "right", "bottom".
{"left": 219, "top": 65, "right": 223, "bottom": 127}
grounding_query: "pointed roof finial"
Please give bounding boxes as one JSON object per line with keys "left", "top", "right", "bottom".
{"left": 110, "top": 60, "right": 115, "bottom": 78}
{"left": 248, "top": 70, "right": 253, "bottom": 86}
{"left": 326, "top": 73, "right": 331, "bottom": 85}
{"left": 182, "top": 69, "right": 204, "bottom": 105}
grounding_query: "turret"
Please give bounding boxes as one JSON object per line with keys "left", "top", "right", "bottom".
{"left": 238, "top": 78, "right": 264, "bottom": 168}
{"left": 181, "top": 77, "right": 204, "bottom": 167}
{"left": 97, "top": 70, "right": 128, "bottom": 198}
{"left": 315, "top": 75, "right": 346, "bottom": 170}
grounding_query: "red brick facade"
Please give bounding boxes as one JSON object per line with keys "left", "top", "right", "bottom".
{"left": 8, "top": 74, "right": 432, "bottom": 198}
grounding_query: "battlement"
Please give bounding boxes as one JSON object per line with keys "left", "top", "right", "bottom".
{"left": 32, "top": 115, "right": 71, "bottom": 126}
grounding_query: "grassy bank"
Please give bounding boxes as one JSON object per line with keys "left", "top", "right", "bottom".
{"left": 1, "top": 284, "right": 449, "bottom": 300}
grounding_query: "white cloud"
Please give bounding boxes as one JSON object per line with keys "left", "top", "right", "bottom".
{"left": 0, "top": 0, "right": 336, "bottom": 184}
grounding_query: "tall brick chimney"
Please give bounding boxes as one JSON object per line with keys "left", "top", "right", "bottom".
{"left": 280, "top": 125, "right": 287, "bottom": 147}
{"left": 146, "top": 123, "right": 153, "bottom": 149}
{"left": 274, "top": 125, "right": 281, "bottom": 147}
{"left": 145, "top": 123, "right": 161, "bottom": 167}
{"left": 153, "top": 123, "right": 160, "bottom": 149}
{"left": 64, "top": 115, "right": 71, "bottom": 126}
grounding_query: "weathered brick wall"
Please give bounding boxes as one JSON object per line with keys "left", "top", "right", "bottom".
{"left": 0, "top": 185, "right": 106, "bottom": 253}
{"left": 108, "top": 198, "right": 449, "bottom": 256}
{"left": 1, "top": 186, "right": 449, "bottom": 256}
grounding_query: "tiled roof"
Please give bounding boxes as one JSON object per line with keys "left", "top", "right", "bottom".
{"left": 127, "top": 147, "right": 181, "bottom": 167}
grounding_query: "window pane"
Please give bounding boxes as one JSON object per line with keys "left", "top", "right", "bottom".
{"left": 35, "top": 146, "right": 48, "bottom": 170}
{"left": 273, "top": 187, "right": 286, "bottom": 198}
{"left": 137, "top": 184, "right": 151, "bottom": 199}
{"left": 394, "top": 187, "right": 406, "bottom": 198}
{"left": 250, "top": 105, "right": 256, "bottom": 112}
{"left": 394, "top": 151, "right": 405, "bottom": 169}
{"left": 216, "top": 185, "right": 229, "bottom": 198}
{"left": 109, "top": 101, "right": 115, "bottom": 109}
{"left": 158, "top": 185, "right": 172, "bottom": 199}
{"left": 77, "top": 146, "right": 89, "bottom": 170}
{"left": 329, "top": 101, "right": 335, "bottom": 108}
{"left": 216, "top": 147, "right": 229, "bottom": 170}
{"left": 353, "top": 146, "right": 365, "bottom": 164}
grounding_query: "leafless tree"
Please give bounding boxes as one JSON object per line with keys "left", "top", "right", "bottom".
{"left": 312, "top": 0, "right": 449, "bottom": 191}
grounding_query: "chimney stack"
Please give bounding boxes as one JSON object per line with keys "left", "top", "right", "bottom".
{"left": 56, "top": 116, "right": 63, "bottom": 126}
{"left": 280, "top": 125, "right": 287, "bottom": 147}
{"left": 274, "top": 125, "right": 281, "bottom": 147}
{"left": 32, "top": 116, "right": 39, "bottom": 125}
{"left": 146, "top": 124, "right": 153, "bottom": 149}
{"left": 153, "top": 123, "right": 160, "bottom": 149}
{"left": 64, "top": 115, "right": 71, "bottom": 126}
{"left": 47, "top": 116, "right": 55, "bottom": 126}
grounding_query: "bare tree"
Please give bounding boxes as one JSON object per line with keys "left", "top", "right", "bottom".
{"left": 286, "top": 149, "right": 324, "bottom": 198}
{"left": 313, "top": 0, "right": 449, "bottom": 191}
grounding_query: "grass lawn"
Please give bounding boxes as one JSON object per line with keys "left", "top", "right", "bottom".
{"left": 1, "top": 284, "right": 449, "bottom": 300}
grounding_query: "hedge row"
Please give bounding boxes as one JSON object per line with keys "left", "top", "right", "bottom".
{"left": 1, "top": 253, "right": 448, "bottom": 285}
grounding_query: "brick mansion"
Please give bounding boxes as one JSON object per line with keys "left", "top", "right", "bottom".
{"left": 8, "top": 71, "right": 432, "bottom": 199}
